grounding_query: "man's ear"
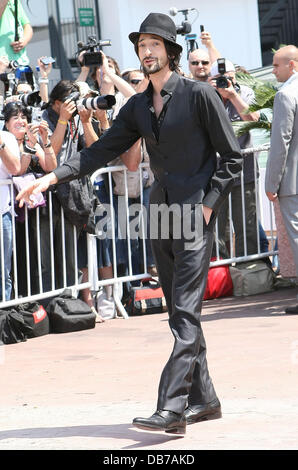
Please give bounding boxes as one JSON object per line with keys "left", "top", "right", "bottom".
{"left": 289, "top": 59, "right": 295, "bottom": 72}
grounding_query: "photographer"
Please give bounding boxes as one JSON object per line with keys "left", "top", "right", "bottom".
{"left": 188, "top": 31, "right": 221, "bottom": 82}
{"left": 38, "top": 80, "right": 99, "bottom": 294}
{"left": 209, "top": 59, "right": 260, "bottom": 258}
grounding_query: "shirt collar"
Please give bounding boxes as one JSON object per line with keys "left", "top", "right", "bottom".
{"left": 281, "top": 70, "right": 298, "bottom": 89}
{"left": 145, "top": 71, "right": 180, "bottom": 98}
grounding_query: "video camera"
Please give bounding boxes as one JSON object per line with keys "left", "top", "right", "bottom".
{"left": 77, "top": 36, "right": 111, "bottom": 67}
{"left": 63, "top": 91, "right": 116, "bottom": 113}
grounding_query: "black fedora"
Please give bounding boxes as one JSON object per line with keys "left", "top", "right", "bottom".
{"left": 129, "top": 12, "right": 183, "bottom": 53}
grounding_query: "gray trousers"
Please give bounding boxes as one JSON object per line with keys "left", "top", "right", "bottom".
{"left": 150, "top": 205, "right": 218, "bottom": 415}
{"left": 279, "top": 194, "right": 298, "bottom": 276}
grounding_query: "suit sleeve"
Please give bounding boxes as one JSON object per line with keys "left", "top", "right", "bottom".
{"left": 196, "top": 85, "right": 243, "bottom": 213}
{"left": 265, "top": 91, "right": 294, "bottom": 194}
{"left": 53, "top": 96, "right": 141, "bottom": 183}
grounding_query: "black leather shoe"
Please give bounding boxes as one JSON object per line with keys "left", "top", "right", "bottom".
{"left": 285, "top": 304, "right": 298, "bottom": 314}
{"left": 133, "top": 410, "right": 186, "bottom": 434}
{"left": 184, "top": 398, "right": 222, "bottom": 425}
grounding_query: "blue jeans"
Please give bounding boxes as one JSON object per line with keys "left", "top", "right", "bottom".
{"left": 0, "top": 211, "right": 12, "bottom": 301}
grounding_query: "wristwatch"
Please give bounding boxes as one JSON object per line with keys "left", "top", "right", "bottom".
{"left": 0, "top": 141, "right": 5, "bottom": 151}
{"left": 23, "top": 142, "right": 37, "bottom": 155}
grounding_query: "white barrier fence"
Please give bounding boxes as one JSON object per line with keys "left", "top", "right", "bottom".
{"left": 0, "top": 145, "right": 277, "bottom": 315}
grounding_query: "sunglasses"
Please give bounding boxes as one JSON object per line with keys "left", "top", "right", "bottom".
{"left": 190, "top": 60, "right": 210, "bottom": 66}
{"left": 130, "top": 79, "right": 142, "bottom": 85}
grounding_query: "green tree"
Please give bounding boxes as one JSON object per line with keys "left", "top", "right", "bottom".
{"left": 232, "top": 72, "right": 278, "bottom": 137}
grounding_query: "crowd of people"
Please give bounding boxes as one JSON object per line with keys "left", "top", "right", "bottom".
{"left": 0, "top": 2, "right": 297, "bottom": 324}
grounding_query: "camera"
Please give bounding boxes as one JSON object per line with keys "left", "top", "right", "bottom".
{"left": 64, "top": 91, "right": 116, "bottom": 112}
{"left": 215, "top": 58, "right": 230, "bottom": 88}
{"left": 18, "top": 91, "right": 42, "bottom": 107}
{"left": 77, "top": 36, "right": 111, "bottom": 67}
{"left": 8, "top": 60, "right": 19, "bottom": 70}
{"left": 31, "top": 107, "right": 43, "bottom": 125}
{"left": 77, "top": 95, "right": 116, "bottom": 111}
{"left": 40, "top": 57, "right": 56, "bottom": 66}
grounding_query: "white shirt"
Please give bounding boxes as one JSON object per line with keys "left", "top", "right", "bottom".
{"left": 0, "top": 131, "right": 20, "bottom": 214}
{"left": 280, "top": 70, "right": 298, "bottom": 89}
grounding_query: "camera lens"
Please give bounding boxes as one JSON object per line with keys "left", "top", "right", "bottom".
{"left": 216, "top": 76, "right": 230, "bottom": 88}
{"left": 80, "top": 95, "right": 116, "bottom": 110}
{"left": 19, "top": 91, "right": 42, "bottom": 107}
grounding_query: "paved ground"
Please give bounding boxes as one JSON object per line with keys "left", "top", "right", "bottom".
{"left": 1, "top": 286, "right": 298, "bottom": 452}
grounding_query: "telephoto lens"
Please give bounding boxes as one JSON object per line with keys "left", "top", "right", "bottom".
{"left": 79, "top": 94, "right": 116, "bottom": 110}
{"left": 19, "top": 91, "right": 42, "bottom": 107}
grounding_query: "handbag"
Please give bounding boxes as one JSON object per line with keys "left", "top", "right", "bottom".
{"left": 46, "top": 289, "right": 96, "bottom": 333}
{"left": 125, "top": 279, "right": 167, "bottom": 316}
{"left": 229, "top": 260, "right": 275, "bottom": 297}
{"left": 203, "top": 258, "right": 234, "bottom": 300}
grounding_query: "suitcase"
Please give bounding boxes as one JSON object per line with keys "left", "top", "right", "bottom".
{"left": 46, "top": 291, "right": 96, "bottom": 333}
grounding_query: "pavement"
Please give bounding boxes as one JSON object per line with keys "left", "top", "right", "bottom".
{"left": 1, "top": 286, "right": 298, "bottom": 453}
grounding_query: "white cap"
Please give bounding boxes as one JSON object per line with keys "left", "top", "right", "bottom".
{"left": 210, "top": 59, "right": 235, "bottom": 77}
{"left": 121, "top": 68, "right": 136, "bottom": 77}
{"left": 76, "top": 81, "right": 98, "bottom": 98}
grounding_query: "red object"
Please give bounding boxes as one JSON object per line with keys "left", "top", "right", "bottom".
{"left": 32, "top": 306, "right": 47, "bottom": 324}
{"left": 203, "top": 258, "right": 233, "bottom": 300}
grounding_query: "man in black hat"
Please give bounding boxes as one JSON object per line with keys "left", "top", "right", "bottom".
{"left": 17, "top": 12, "right": 242, "bottom": 435}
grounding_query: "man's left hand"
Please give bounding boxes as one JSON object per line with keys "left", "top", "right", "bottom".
{"left": 203, "top": 205, "right": 213, "bottom": 225}
{"left": 266, "top": 191, "right": 278, "bottom": 202}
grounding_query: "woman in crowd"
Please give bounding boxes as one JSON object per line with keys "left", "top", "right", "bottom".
{"left": 0, "top": 111, "right": 21, "bottom": 301}
{"left": 2, "top": 101, "right": 57, "bottom": 295}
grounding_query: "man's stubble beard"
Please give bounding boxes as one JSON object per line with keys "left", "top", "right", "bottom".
{"left": 141, "top": 57, "right": 168, "bottom": 76}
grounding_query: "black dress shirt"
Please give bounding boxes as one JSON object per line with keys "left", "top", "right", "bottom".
{"left": 54, "top": 72, "right": 242, "bottom": 214}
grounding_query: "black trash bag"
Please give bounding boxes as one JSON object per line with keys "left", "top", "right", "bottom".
{"left": 0, "top": 309, "right": 33, "bottom": 345}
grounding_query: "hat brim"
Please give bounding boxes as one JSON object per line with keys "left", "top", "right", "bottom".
{"left": 129, "top": 31, "right": 182, "bottom": 53}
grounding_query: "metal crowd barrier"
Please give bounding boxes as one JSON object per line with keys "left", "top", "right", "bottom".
{"left": 0, "top": 145, "right": 277, "bottom": 315}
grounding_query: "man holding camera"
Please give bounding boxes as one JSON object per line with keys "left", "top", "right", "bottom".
{"left": 209, "top": 59, "right": 260, "bottom": 258}
{"left": 17, "top": 13, "right": 242, "bottom": 435}
{"left": 37, "top": 80, "right": 100, "bottom": 293}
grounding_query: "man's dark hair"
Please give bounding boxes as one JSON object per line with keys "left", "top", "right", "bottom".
{"left": 49, "top": 80, "right": 79, "bottom": 104}
{"left": 134, "top": 38, "right": 181, "bottom": 76}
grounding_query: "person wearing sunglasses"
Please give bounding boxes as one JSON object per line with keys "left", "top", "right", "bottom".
{"left": 188, "top": 49, "right": 211, "bottom": 82}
